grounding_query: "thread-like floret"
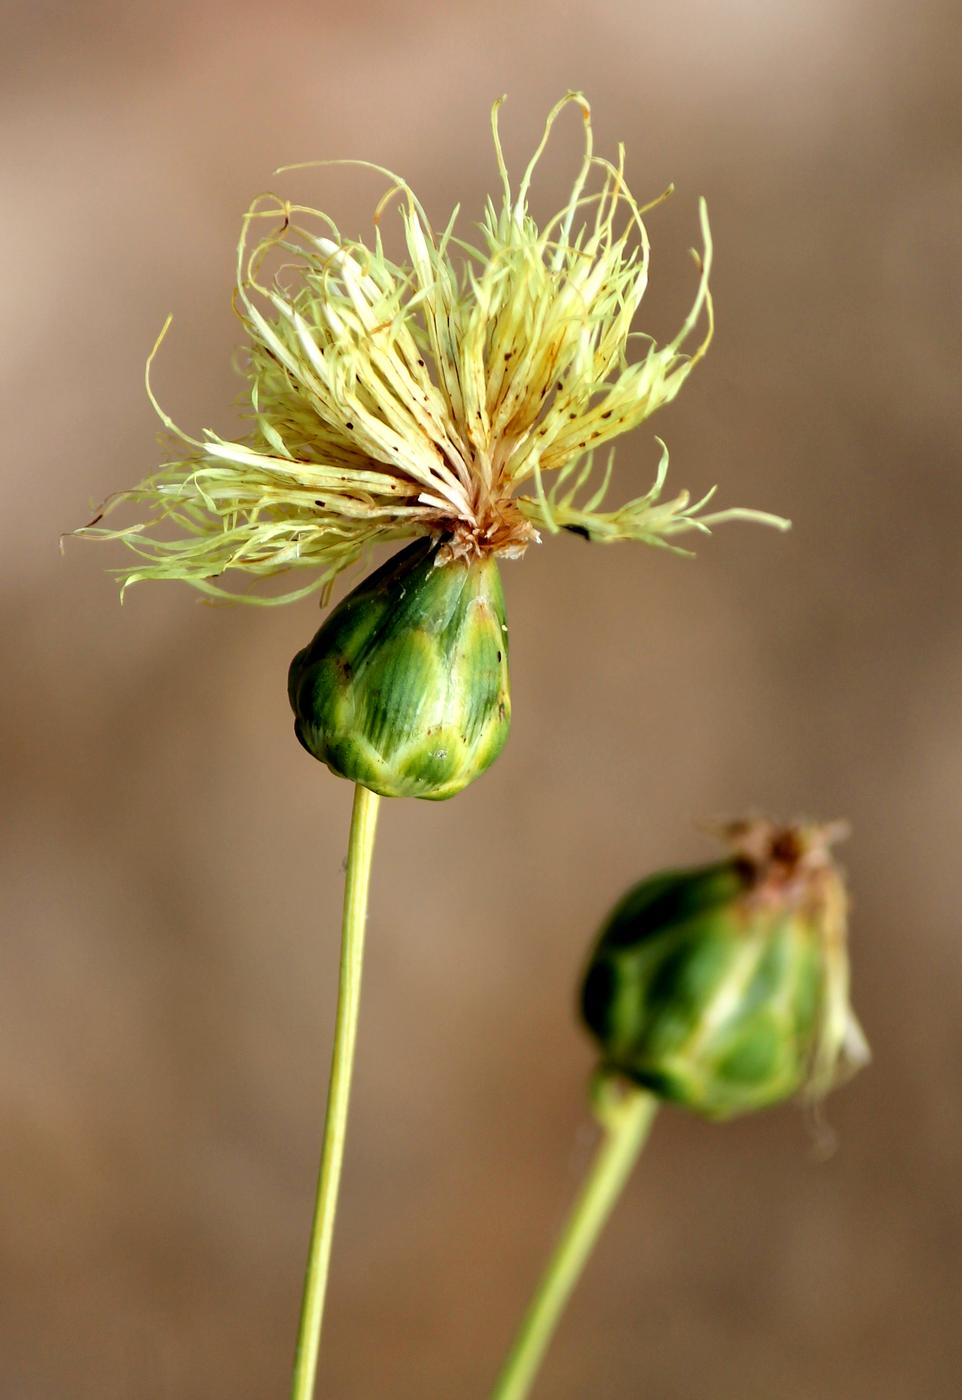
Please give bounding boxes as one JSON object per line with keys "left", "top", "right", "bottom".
{"left": 78, "top": 93, "right": 787, "bottom": 603}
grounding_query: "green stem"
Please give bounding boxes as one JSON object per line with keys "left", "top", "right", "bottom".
{"left": 490, "top": 1086, "right": 658, "bottom": 1400}
{"left": 290, "top": 783, "right": 381, "bottom": 1400}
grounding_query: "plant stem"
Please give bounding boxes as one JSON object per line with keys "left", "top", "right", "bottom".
{"left": 490, "top": 1086, "right": 658, "bottom": 1400}
{"left": 290, "top": 783, "right": 381, "bottom": 1400}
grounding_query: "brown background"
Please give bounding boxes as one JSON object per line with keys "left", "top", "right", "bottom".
{"left": 2, "top": 1, "right": 960, "bottom": 1396}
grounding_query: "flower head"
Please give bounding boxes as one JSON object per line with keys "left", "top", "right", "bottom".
{"left": 80, "top": 93, "right": 787, "bottom": 603}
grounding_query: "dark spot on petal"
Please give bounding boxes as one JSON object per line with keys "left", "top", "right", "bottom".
{"left": 601, "top": 410, "right": 612, "bottom": 419}
{"left": 346, "top": 421, "right": 354, "bottom": 429}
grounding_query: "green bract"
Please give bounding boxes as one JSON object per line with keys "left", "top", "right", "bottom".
{"left": 581, "top": 821, "right": 869, "bottom": 1119}
{"left": 288, "top": 539, "right": 510, "bottom": 799}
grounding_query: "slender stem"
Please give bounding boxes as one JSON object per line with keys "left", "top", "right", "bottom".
{"left": 490, "top": 1087, "right": 658, "bottom": 1400}
{"left": 290, "top": 783, "right": 381, "bottom": 1400}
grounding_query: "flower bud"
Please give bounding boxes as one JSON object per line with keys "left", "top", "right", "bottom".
{"left": 581, "top": 820, "right": 868, "bottom": 1119}
{"left": 288, "top": 538, "right": 511, "bottom": 800}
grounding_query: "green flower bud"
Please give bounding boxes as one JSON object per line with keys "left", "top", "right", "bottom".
{"left": 581, "top": 820, "right": 869, "bottom": 1119}
{"left": 288, "top": 538, "right": 511, "bottom": 800}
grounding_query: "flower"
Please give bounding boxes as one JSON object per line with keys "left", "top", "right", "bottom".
{"left": 78, "top": 92, "right": 787, "bottom": 604}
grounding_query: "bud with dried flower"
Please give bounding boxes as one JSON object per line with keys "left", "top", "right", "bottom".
{"left": 581, "top": 820, "right": 869, "bottom": 1118}
{"left": 76, "top": 93, "right": 789, "bottom": 799}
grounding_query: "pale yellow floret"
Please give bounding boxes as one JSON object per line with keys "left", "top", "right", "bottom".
{"left": 78, "top": 92, "right": 788, "bottom": 602}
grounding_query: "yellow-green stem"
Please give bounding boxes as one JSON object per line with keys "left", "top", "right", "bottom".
{"left": 290, "top": 783, "right": 381, "bottom": 1400}
{"left": 490, "top": 1087, "right": 658, "bottom": 1400}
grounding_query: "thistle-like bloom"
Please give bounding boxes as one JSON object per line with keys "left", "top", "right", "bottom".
{"left": 80, "top": 92, "right": 786, "bottom": 603}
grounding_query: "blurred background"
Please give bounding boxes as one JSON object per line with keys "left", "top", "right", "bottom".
{"left": 2, "top": 1, "right": 960, "bottom": 1395}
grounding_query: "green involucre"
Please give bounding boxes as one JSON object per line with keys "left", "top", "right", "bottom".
{"left": 581, "top": 841, "right": 866, "bottom": 1120}
{"left": 288, "top": 539, "right": 510, "bottom": 799}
